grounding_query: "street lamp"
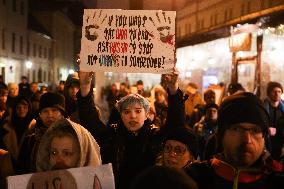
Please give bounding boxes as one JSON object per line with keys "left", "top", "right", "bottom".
{"left": 25, "top": 61, "right": 33, "bottom": 80}
{"left": 25, "top": 61, "right": 33, "bottom": 69}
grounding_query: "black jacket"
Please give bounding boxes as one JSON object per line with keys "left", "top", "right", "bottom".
{"left": 77, "top": 89, "right": 186, "bottom": 189}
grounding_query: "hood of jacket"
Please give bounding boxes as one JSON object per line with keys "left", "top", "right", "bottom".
{"left": 36, "top": 118, "right": 102, "bottom": 171}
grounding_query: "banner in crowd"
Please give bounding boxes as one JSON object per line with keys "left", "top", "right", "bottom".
{"left": 80, "top": 9, "right": 176, "bottom": 73}
{"left": 7, "top": 164, "right": 114, "bottom": 189}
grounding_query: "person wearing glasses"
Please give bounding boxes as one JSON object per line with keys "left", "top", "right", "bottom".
{"left": 185, "top": 92, "right": 284, "bottom": 189}
{"left": 161, "top": 127, "right": 198, "bottom": 169}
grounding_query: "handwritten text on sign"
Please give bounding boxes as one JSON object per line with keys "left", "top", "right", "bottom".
{"left": 80, "top": 9, "right": 176, "bottom": 73}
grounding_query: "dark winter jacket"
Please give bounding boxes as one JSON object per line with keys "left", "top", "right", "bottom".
{"left": 77, "top": 89, "right": 187, "bottom": 189}
{"left": 185, "top": 152, "right": 284, "bottom": 189}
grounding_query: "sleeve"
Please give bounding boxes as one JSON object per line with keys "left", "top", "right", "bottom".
{"left": 77, "top": 90, "right": 107, "bottom": 144}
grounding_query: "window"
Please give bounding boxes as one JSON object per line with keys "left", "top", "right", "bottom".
{"left": 26, "top": 39, "right": 30, "bottom": 56}
{"left": 229, "top": 9, "right": 233, "bottom": 20}
{"left": 1, "top": 29, "right": 5, "bottom": 50}
{"left": 44, "top": 47, "right": 47, "bottom": 58}
{"left": 44, "top": 71, "right": 46, "bottom": 82}
{"left": 20, "top": 1, "right": 24, "bottom": 15}
{"left": 33, "top": 70, "right": 36, "bottom": 82}
{"left": 187, "top": 23, "right": 191, "bottom": 34}
{"left": 39, "top": 45, "right": 42, "bottom": 58}
{"left": 214, "top": 13, "right": 218, "bottom": 25}
{"left": 12, "top": 33, "right": 16, "bottom": 53}
{"left": 48, "top": 48, "right": 52, "bottom": 59}
{"left": 210, "top": 14, "right": 214, "bottom": 26}
{"left": 33, "top": 43, "right": 36, "bottom": 57}
{"left": 247, "top": 1, "right": 251, "bottom": 13}
{"left": 20, "top": 36, "right": 23, "bottom": 54}
{"left": 224, "top": 10, "right": 228, "bottom": 21}
{"left": 12, "top": 0, "right": 16, "bottom": 12}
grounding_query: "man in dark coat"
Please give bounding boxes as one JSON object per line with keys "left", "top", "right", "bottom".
{"left": 185, "top": 92, "right": 284, "bottom": 189}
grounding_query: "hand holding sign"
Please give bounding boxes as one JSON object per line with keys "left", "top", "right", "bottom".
{"left": 163, "top": 67, "right": 179, "bottom": 95}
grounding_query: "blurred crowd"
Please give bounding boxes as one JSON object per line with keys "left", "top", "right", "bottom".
{"left": 0, "top": 71, "right": 284, "bottom": 189}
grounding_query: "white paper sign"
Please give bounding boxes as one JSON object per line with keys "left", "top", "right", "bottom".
{"left": 7, "top": 164, "right": 114, "bottom": 189}
{"left": 80, "top": 9, "right": 176, "bottom": 73}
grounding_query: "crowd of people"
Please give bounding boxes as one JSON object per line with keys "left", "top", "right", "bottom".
{"left": 0, "top": 69, "right": 284, "bottom": 189}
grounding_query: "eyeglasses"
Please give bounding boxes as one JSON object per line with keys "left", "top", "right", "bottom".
{"left": 228, "top": 126, "right": 263, "bottom": 137}
{"left": 164, "top": 144, "right": 187, "bottom": 156}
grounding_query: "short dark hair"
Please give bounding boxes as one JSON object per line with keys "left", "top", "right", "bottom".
{"left": 137, "top": 80, "right": 143, "bottom": 85}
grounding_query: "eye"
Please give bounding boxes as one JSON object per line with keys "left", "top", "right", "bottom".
{"left": 164, "top": 145, "right": 172, "bottom": 152}
{"left": 251, "top": 127, "right": 262, "bottom": 134}
{"left": 230, "top": 126, "right": 241, "bottom": 132}
{"left": 123, "top": 110, "right": 130, "bottom": 114}
{"left": 63, "top": 151, "right": 73, "bottom": 157}
{"left": 50, "top": 151, "right": 57, "bottom": 156}
{"left": 135, "top": 109, "right": 142, "bottom": 113}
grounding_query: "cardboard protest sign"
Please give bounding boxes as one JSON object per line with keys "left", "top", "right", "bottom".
{"left": 80, "top": 9, "right": 176, "bottom": 73}
{"left": 7, "top": 164, "right": 114, "bottom": 189}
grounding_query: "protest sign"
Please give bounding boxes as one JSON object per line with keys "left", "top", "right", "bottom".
{"left": 80, "top": 9, "right": 176, "bottom": 73}
{"left": 7, "top": 164, "right": 114, "bottom": 189}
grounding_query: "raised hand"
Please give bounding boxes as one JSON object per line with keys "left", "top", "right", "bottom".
{"left": 162, "top": 67, "right": 179, "bottom": 95}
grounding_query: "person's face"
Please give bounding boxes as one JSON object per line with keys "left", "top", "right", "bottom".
{"left": 120, "top": 84, "right": 126, "bottom": 91}
{"left": 137, "top": 84, "right": 143, "bottom": 91}
{"left": 121, "top": 103, "right": 148, "bottom": 132}
{"left": 155, "top": 93, "right": 166, "bottom": 104}
{"left": 49, "top": 135, "right": 80, "bottom": 170}
{"left": 269, "top": 87, "right": 282, "bottom": 102}
{"left": 186, "top": 86, "right": 197, "bottom": 95}
{"left": 58, "top": 83, "right": 64, "bottom": 91}
{"left": 0, "top": 95, "right": 7, "bottom": 103}
{"left": 39, "top": 107, "right": 64, "bottom": 127}
{"left": 30, "top": 83, "right": 39, "bottom": 93}
{"left": 204, "top": 94, "right": 215, "bottom": 104}
{"left": 9, "top": 84, "right": 19, "bottom": 97}
{"left": 16, "top": 103, "right": 29, "bottom": 118}
{"left": 223, "top": 122, "right": 265, "bottom": 169}
{"left": 206, "top": 108, "right": 218, "bottom": 121}
{"left": 163, "top": 140, "right": 191, "bottom": 169}
{"left": 68, "top": 85, "right": 79, "bottom": 100}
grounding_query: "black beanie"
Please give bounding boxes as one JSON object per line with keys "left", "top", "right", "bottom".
{"left": 217, "top": 92, "right": 269, "bottom": 147}
{"left": 39, "top": 92, "right": 66, "bottom": 116}
{"left": 165, "top": 127, "right": 198, "bottom": 159}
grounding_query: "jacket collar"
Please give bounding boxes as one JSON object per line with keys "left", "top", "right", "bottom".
{"left": 211, "top": 152, "right": 282, "bottom": 183}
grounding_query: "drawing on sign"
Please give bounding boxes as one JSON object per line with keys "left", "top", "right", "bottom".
{"left": 149, "top": 12, "right": 174, "bottom": 44}
{"left": 25, "top": 171, "right": 104, "bottom": 189}
{"left": 26, "top": 170, "right": 77, "bottom": 189}
{"left": 93, "top": 174, "right": 102, "bottom": 189}
{"left": 85, "top": 10, "right": 107, "bottom": 41}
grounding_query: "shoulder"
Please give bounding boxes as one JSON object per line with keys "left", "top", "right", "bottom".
{"left": 184, "top": 160, "right": 214, "bottom": 180}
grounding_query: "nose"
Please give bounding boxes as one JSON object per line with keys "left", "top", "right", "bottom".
{"left": 130, "top": 111, "right": 136, "bottom": 118}
{"left": 55, "top": 154, "right": 64, "bottom": 163}
{"left": 243, "top": 131, "right": 253, "bottom": 144}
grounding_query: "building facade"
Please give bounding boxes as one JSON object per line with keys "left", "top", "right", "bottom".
{"left": 0, "top": 0, "right": 76, "bottom": 87}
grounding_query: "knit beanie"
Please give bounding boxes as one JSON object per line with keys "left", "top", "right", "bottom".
{"left": 164, "top": 127, "right": 198, "bottom": 159}
{"left": 39, "top": 92, "right": 66, "bottom": 116}
{"left": 217, "top": 92, "right": 269, "bottom": 147}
